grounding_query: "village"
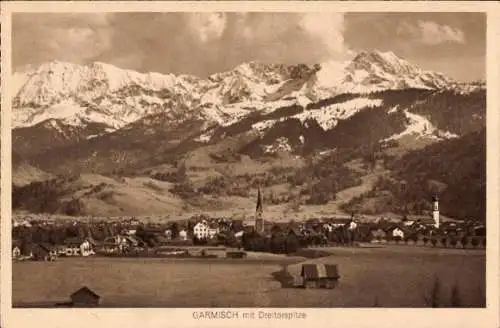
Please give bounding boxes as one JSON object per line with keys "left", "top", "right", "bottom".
{"left": 10, "top": 190, "right": 487, "bottom": 308}
{"left": 12, "top": 195, "right": 486, "bottom": 263}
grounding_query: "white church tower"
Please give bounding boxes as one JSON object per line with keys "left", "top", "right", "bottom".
{"left": 432, "top": 195, "right": 440, "bottom": 229}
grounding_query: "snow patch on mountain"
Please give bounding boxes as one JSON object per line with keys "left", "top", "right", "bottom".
{"left": 387, "top": 106, "right": 399, "bottom": 114}
{"left": 13, "top": 99, "right": 123, "bottom": 130}
{"left": 384, "top": 110, "right": 459, "bottom": 141}
{"left": 263, "top": 137, "right": 292, "bottom": 153}
{"left": 250, "top": 97, "right": 383, "bottom": 134}
{"left": 253, "top": 120, "right": 277, "bottom": 132}
{"left": 194, "top": 132, "right": 213, "bottom": 143}
{"left": 292, "top": 97, "right": 383, "bottom": 130}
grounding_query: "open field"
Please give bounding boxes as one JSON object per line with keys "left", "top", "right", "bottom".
{"left": 13, "top": 246, "right": 485, "bottom": 307}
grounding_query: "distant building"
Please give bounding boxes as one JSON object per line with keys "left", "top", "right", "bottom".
{"left": 403, "top": 220, "right": 415, "bottom": 227}
{"left": 64, "top": 238, "right": 95, "bottom": 257}
{"left": 12, "top": 245, "right": 21, "bottom": 259}
{"left": 38, "top": 243, "right": 58, "bottom": 261}
{"left": 348, "top": 220, "right": 358, "bottom": 231}
{"left": 207, "top": 223, "right": 219, "bottom": 239}
{"left": 20, "top": 243, "right": 34, "bottom": 259}
{"left": 330, "top": 218, "right": 351, "bottom": 228}
{"left": 300, "top": 264, "right": 340, "bottom": 289}
{"left": 164, "top": 229, "right": 172, "bottom": 240}
{"left": 392, "top": 227, "right": 405, "bottom": 239}
{"left": 99, "top": 242, "right": 120, "bottom": 254}
{"left": 179, "top": 229, "right": 188, "bottom": 241}
{"left": 371, "top": 228, "right": 387, "bottom": 241}
{"left": 193, "top": 221, "right": 209, "bottom": 239}
{"left": 323, "top": 224, "right": 333, "bottom": 233}
{"left": 432, "top": 195, "right": 440, "bottom": 229}
{"left": 70, "top": 286, "right": 101, "bottom": 307}
{"left": 126, "top": 229, "right": 136, "bottom": 236}
{"left": 255, "top": 186, "right": 264, "bottom": 233}
{"left": 32, "top": 244, "right": 52, "bottom": 261}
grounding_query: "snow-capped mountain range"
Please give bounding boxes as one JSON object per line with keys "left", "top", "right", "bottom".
{"left": 12, "top": 50, "right": 478, "bottom": 132}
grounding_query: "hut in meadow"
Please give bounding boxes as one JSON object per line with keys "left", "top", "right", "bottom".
{"left": 300, "top": 264, "right": 340, "bottom": 289}
{"left": 70, "top": 286, "right": 101, "bottom": 307}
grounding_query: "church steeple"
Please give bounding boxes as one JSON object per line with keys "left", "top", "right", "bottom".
{"left": 432, "top": 194, "right": 440, "bottom": 229}
{"left": 255, "top": 185, "right": 264, "bottom": 233}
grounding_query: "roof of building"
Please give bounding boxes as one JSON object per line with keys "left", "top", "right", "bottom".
{"left": 301, "top": 264, "right": 340, "bottom": 279}
{"left": 208, "top": 222, "right": 219, "bottom": 229}
{"left": 64, "top": 237, "right": 97, "bottom": 246}
{"left": 32, "top": 244, "right": 50, "bottom": 255}
{"left": 99, "top": 241, "right": 119, "bottom": 247}
{"left": 70, "top": 286, "right": 101, "bottom": 300}
{"left": 38, "top": 243, "right": 56, "bottom": 252}
{"left": 330, "top": 218, "right": 352, "bottom": 224}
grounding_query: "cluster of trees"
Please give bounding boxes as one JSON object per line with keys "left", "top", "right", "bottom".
{"left": 12, "top": 175, "right": 83, "bottom": 215}
{"left": 409, "top": 89, "right": 485, "bottom": 136}
{"left": 199, "top": 176, "right": 248, "bottom": 197}
{"left": 151, "top": 163, "right": 187, "bottom": 183}
{"left": 323, "top": 105, "right": 408, "bottom": 150}
{"left": 389, "top": 128, "right": 485, "bottom": 220}
{"left": 198, "top": 167, "right": 297, "bottom": 200}
{"left": 209, "top": 148, "right": 242, "bottom": 163}
{"left": 241, "top": 229, "right": 301, "bottom": 254}
{"left": 152, "top": 171, "right": 185, "bottom": 183}
{"left": 306, "top": 93, "right": 362, "bottom": 110}
{"left": 12, "top": 221, "right": 122, "bottom": 247}
{"left": 289, "top": 155, "right": 363, "bottom": 204}
{"left": 342, "top": 128, "right": 485, "bottom": 220}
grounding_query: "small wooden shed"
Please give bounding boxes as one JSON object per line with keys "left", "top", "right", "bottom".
{"left": 70, "top": 286, "right": 101, "bottom": 307}
{"left": 300, "top": 264, "right": 340, "bottom": 289}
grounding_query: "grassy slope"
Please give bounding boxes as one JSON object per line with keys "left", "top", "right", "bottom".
{"left": 13, "top": 162, "right": 54, "bottom": 187}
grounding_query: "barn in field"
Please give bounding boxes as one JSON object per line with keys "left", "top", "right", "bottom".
{"left": 70, "top": 286, "right": 101, "bottom": 307}
{"left": 300, "top": 264, "right": 340, "bottom": 289}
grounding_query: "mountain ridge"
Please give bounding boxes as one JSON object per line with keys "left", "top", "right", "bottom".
{"left": 11, "top": 51, "right": 486, "bottom": 220}
{"left": 14, "top": 50, "right": 479, "bottom": 132}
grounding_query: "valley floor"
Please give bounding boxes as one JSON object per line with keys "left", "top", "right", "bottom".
{"left": 13, "top": 245, "right": 485, "bottom": 308}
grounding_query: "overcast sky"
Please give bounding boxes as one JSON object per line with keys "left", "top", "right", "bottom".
{"left": 12, "top": 12, "right": 485, "bottom": 82}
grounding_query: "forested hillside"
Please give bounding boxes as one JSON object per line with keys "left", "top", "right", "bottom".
{"left": 342, "top": 128, "right": 486, "bottom": 220}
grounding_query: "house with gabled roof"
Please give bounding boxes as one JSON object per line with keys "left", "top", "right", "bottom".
{"left": 64, "top": 237, "right": 96, "bottom": 257}
{"left": 70, "top": 286, "right": 101, "bottom": 307}
{"left": 38, "top": 243, "right": 58, "bottom": 261}
{"left": 12, "top": 241, "right": 22, "bottom": 260}
{"left": 300, "top": 263, "right": 340, "bottom": 289}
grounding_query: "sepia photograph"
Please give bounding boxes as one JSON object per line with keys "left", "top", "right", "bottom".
{"left": 5, "top": 9, "right": 490, "bottom": 311}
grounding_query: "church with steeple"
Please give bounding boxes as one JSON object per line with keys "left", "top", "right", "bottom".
{"left": 255, "top": 185, "right": 264, "bottom": 233}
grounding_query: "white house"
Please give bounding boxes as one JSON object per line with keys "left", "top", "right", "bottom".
{"left": 164, "top": 229, "right": 172, "bottom": 240}
{"left": 193, "top": 221, "right": 209, "bottom": 240}
{"left": 323, "top": 223, "right": 333, "bottom": 233}
{"left": 403, "top": 220, "right": 416, "bottom": 227}
{"left": 80, "top": 240, "right": 95, "bottom": 256}
{"left": 12, "top": 245, "right": 21, "bottom": 259}
{"left": 179, "top": 229, "right": 188, "bottom": 241}
{"left": 65, "top": 238, "right": 95, "bottom": 257}
{"left": 392, "top": 227, "right": 405, "bottom": 239}
{"left": 348, "top": 220, "right": 358, "bottom": 231}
